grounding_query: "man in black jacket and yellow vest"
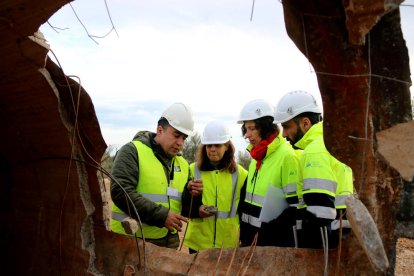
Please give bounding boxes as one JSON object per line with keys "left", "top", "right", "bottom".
{"left": 274, "top": 91, "right": 354, "bottom": 249}
{"left": 110, "top": 102, "right": 202, "bottom": 248}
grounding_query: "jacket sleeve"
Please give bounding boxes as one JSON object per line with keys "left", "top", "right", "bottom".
{"left": 281, "top": 152, "right": 300, "bottom": 207}
{"left": 110, "top": 142, "right": 169, "bottom": 228}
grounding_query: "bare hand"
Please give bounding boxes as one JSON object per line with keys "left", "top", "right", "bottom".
{"left": 199, "top": 205, "right": 215, "bottom": 218}
{"left": 164, "top": 211, "right": 188, "bottom": 232}
{"left": 187, "top": 179, "right": 203, "bottom": 196}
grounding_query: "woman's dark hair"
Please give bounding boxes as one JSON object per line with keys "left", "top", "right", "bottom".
{"left": 196, "top": 141, "right": 237, "bottom": 173}
{"left": 241, "top": 116, "right": 278, "bottom": 140}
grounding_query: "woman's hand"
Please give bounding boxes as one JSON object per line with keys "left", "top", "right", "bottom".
{"left": 187, "top": 179, "right": 203, "bottom": 196}
{"left": 199, "top": 205, "right": 216, "bottom": 218}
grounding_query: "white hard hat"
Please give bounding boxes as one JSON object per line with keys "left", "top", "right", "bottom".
{"left": 201, "top": 121, "right": 231, "bottom": 144}
{"left": 161, "top": 102, "right": 195, "bottom": 136}
{"left": 237, "top": 99, "right": 274, "bottom": 124}
{"left": 274, "top": 90, "right": 322, "bottom": 124}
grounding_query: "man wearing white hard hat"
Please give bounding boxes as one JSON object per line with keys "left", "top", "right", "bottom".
{"left": 110, "top": 102, "right": 201, "bottom": 249}
{"left": 274, "top": 90, "right": 354, "bottom": 249}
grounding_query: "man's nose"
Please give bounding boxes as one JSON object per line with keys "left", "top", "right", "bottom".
{"left": 177, "top": 136, "right": 185, "bottom": 146}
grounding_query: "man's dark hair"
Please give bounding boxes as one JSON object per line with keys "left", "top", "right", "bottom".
{"left": 293, "top": 112, "right": 323, "bottom": 125}
{"left": 241, "top": 116, "right": 278, "bottom": 140}
{"left": 158, "top": 117, "right": 170, "bottom": 129}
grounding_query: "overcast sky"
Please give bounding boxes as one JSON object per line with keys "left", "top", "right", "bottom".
{"left": 39, "top": 0, "right": 414, "bottom": 153}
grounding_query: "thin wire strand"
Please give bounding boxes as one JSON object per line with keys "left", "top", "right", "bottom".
{"left": 225, "top": 247, "right": 238, "bottom": 276}
{"left": 241, "top": 234, "right": 258, "bottom": 276}
{"left": 237, "top": 233, "right": 258, "bottom": 276}
{"left": 335, "top": 210, "right": 343, "bottom": 276}
{"left": 46, "top": 21, "right": 69, "bottom": 33}
{"left": 68, "top": 2, "right": 119, "bottom": 44}
{"left": 103, "top": 0, "right": 119, "bottom": 37}
{"left": 47, "top": 49, "right": 147, "bottom": 273}
{"left": 185, "top": 251, "right": 199, "bottom": 275}
{"left": 359, "top": 32, "right": 372, "bottom": 195}
{"left": 213, "top": 242, "right": 225, "bottom": 276}
{"left": 250, "top": 0, "right": 256, "bottom": 21}
{"left": 178, "top": 194, "right": 193, "bottom": 252}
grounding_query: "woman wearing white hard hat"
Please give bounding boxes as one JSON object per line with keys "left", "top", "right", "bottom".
{"left": 181, "top": 120, "right": 248, "bottom": 253}
{"left": 237, "top": 99, "right": 301, "bottom": 247}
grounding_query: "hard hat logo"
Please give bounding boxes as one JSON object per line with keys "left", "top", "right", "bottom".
{"left": 237, "top": 99, "right": 274, "bottom": 124}
{"left": 255, "top": 108, "right": 264, "bottom": 116}
{"left": 287, "top": 107, "right": 294, "bottom": 115}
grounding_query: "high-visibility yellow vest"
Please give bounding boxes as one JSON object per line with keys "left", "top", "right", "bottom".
{"left": 295, "top": 122, "right": 354, "bottom": 220}
{"left": 184, "top": 164, "right": 247, "bottom": 251}
{"left": 110, "top": 141, "right": 189, "bottom": 238}
{"left": 242, "top": 132, "right": 300, "bottom": 228}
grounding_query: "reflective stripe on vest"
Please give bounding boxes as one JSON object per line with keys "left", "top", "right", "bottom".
{"left": 184, "top": 164, "right": 248, "bottom": 251}
{"left": 306, "top": 205, "right": 337, "bottom": 220}
{"left": 245, "top": 192, "right": 265, "bottom": 205}
{"left": 194, "top": 166, "right": 239, "bottom": 219}
{"left": 303, "top": 178, "right": 337, "bottom": 194}
{"left": 110, "top": 141, "right": 188, "bottom": 239}
{"left": 241, "top": 213, "right": 261, "bottom": 228}
{"left": 334, "top": 194, "right": 351, "bottom": 208}
{"left": 112, "top": 211, "right": 129, "bottom": 222}
{"left": 283, "top": 182, "right": 297, "bottom": 195}
{"left": 139, "top": 192, "right": 183, "bottom": 202}
{"left": 140, "top": 193, "right": 168, "bottom": 203}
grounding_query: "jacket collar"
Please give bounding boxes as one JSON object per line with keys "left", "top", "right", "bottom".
{"left": 294, "top": 121, "right": 323, "bottom": 150}
{"left": 246, "top": 131, "right": 284, "bottom": 159}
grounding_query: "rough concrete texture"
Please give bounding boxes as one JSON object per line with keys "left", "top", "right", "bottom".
{"left": 0, "top": 0, "right": 412, "bottom": 275}
{"left": 377, "top": 120, "right": 414, "bottom": 182}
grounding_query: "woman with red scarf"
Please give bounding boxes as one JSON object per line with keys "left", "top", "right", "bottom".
{"left": 237, "top": 99, "right": 301, "bottom": 247}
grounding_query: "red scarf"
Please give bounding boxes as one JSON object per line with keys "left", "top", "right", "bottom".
{"left": 249, "top": 132, "right": 277, "bottom": 170}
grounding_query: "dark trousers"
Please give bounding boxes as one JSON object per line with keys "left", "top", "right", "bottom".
{"left": 257, "top": 207, "right": 297, "bottom": 247}
{"left": 296, "top": 210, "right": 351, "bottom": 249}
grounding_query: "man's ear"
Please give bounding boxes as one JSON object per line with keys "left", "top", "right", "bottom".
{"left": 156, "top": 125, "right": 163, "bottom": 135}
{"left": 301, "top": 117, "right": 312, "bottom": 132}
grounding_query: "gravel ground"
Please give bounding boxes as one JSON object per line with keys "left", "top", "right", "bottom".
{"left": 395, "top": 238, "right": 414, "bottom": 275}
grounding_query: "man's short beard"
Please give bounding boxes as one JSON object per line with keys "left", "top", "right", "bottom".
{"left": 287, "top": 128, "right": 305, "bottom": 148}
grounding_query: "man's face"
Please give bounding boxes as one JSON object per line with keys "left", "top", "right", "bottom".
{"left": 157, "top": 125, "right": 188, "bottom": 158}
{"left": 281, "top": 119, "right": 305, "bottom": 146}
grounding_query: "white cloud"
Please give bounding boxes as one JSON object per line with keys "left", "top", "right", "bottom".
{"left": 41, "top": 0, "right": 414, "bottom": 152}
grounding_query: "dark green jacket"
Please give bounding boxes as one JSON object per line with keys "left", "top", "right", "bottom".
{"left": 110, "top": 130, "right": 189, "bottom": 228}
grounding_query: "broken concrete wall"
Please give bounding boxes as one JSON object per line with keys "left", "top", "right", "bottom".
{"left": 283, "top": 0, "right": 412, "bottom": 273}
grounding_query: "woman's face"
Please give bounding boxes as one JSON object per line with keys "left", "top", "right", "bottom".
{"left": 205, "top": 144, "right": 228, "bottom": 162}
{"left": 243, "top": 121, "right": 262, "bottom": 147}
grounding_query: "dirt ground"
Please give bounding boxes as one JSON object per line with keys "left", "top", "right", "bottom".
{"left": 395, "top": 238, "right": 414, "bottom": 275}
